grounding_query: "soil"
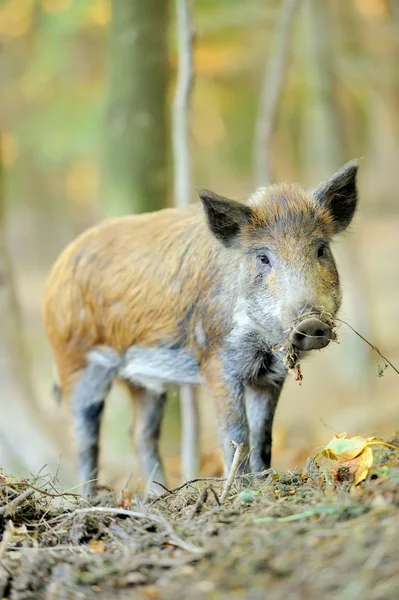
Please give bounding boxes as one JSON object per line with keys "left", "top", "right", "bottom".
{"left": 1, "top": 439, "right": 399, "bottom": 600}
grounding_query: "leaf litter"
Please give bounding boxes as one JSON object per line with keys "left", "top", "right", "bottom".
{"left": 321, "top": 432, "right": 399, "bottom": 486}
{"left": 0, "top": 433, "right": 399, "bottom": 599}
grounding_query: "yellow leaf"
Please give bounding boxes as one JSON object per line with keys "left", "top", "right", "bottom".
{"left": 321, "top": 432, "right": 377, "bottom": 462}
{"left": 332, "top": 446, "right": 374, "bottom": 486}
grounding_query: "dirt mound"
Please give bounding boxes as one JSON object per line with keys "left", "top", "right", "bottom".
{"left": 1, "top": 440, "right": 399, "bottom": 600}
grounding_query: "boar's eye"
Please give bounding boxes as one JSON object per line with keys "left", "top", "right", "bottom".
{"left": 258, "top": 253, "right": 271, "bottom": 266}
{"left": 317, "top": 244, "right": 328, "bottom": 259}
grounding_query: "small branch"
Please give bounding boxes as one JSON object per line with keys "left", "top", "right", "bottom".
{"left": 189, "top": 485, "right": 209, "bottom": 519}
{"left": 188, "top": 484, "right": 225, "bottom": 519}
{"left": 68, "top": 507, "right": 204, "bottom": 555}
{"left": 0, "top": 488, "right": 34, "bottom": 515}
{"left": 220, "top": 442, "right": 245, "bottom": 503}
{"left": 254, "top": 0, "right": 300, "bottom": 186}
{"left": 0, "top": 481, "right": 81, "bottom": 500}
{"left": 335, "top": 317, "right": 399, "bottom": 376}
{"left": 148, "top": 469, "right": 272, "bottom": 506}
{"left": 208, "top": 484, "right": 221, "bottom": 506}
{"left": 151, "top": 481, "right": 174, "bottom": 495}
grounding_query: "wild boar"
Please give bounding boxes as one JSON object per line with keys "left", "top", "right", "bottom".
{"left": 42, "top": 160, "right": 359, "bottom": 497}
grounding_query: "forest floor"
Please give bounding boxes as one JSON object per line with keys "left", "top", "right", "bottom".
{"left": 1, "top": 438, "right": 399, "bottom": 600}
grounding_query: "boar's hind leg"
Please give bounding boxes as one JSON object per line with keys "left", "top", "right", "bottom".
{"left": 202, "top": 356, "right": 250, "bottom": 475}
{"left": 245, "top": 383, "right": 283, "bottom": 474}
{"left": 127, "top": 385, "right": 167, "bottom": 495}
{"left": 71, "top": 348, "right": 121, "bottom": 500}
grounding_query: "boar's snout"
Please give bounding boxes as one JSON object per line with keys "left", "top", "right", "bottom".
{"left": 289, "top": 317, "right": 332, "bottom": 351}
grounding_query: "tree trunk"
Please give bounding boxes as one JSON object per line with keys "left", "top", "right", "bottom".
{"left": 173, "top": 0, "right": 200, "bottom": 480}
{"left": 254, "top": 0, "right": 300, "bottom": 187}
{"left": 104, "top": 0, "right": 169, "bottom": 216}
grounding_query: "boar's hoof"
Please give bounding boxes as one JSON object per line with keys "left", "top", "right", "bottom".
{"left": 289, "top": 317, "right": 332, "bottom": 351}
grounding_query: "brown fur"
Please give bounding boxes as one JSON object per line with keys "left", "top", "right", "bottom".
{"left": 42, "top": 160, "right": 358, "bottom": 492}
{"left": 43, "top": 186, "right": 340, "bottom": 396}
{"left": 43, "top": 204, "right": 232, "bottom": 396}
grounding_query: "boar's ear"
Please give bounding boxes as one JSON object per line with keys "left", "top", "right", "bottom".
{"left": 198, "top": 189, "right": 253, "bottom": 248}
{"left": 312, "top": 160, "right": 359, "bottom": 234}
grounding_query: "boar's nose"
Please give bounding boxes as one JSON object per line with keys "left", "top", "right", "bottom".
{"left": 289, "top": 317, "right": 332, "bottom": 351}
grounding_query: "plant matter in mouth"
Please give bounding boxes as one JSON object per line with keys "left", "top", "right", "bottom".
{"left": 274, "top": 311, "right": 339, "bottom": 383}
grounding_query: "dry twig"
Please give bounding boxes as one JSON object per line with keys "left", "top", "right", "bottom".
{"left": 0, "top": 488, "right": 34, "bottom": 515}
{"left": 149, "top": 469, "right": 272, "bottom": 507}
{"left": 335, "top": 317, "right": 399, "bottom": 376}
{"left": 63, "top": 506, "right": 204, "bottom": 555}
{"left": 220, "top": 442, "right": 246, "bottom": 503}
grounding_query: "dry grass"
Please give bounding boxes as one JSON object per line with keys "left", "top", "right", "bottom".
{"left": 0, "top": 438, "right": 399, "bottom": 600}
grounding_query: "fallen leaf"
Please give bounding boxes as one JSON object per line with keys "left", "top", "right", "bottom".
{"left": 331, "top": 446, "right": 373, "bottom": 486}
{"left": 320, "top": 432, "right": 399, "bottom": 487}
{"left": 322, "top": 432, "right": 377, "bottom": 462}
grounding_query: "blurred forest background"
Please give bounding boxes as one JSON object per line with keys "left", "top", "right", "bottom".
{"left": 1, "top": 0, "right": 399, "bottom": 491}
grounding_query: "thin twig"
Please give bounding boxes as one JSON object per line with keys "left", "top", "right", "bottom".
{"left": 286, "top": 310, "right": 399, "bottom": 377}
{"left": 148, "top": 469, "right": 272, "bottom": 506}
{"left": 0, "top": 488, "right": 34, "bottom": 515}
{"left": 335, "top": 317, "right": 399, "bottom": 376}
{"left": 151, "top": 481, "right": 174, "bottom": 495}
{"left": 208, "top": 485, "right": 221, "bottom": 506}
{"left": 220, "top": 442, "right": 245, "bottom": 503}
{"left": 64, "top": 506, "right": 204, "bottom": 555}
{"left": 0, "top": 481, "right": 81, "bottom": 500}
{"left": 189, "top": 486, "right": 209, "bottom": 520}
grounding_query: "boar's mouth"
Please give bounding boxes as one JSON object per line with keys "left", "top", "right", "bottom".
{"left": 288, "top": 316, "right": 334, "bottom": 352}
{"left": 287, "top": 313, "right": 337, "bottom": 353}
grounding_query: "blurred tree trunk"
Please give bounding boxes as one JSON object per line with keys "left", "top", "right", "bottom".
{"left": 0, "top": 138, "right": 68, "bottom": 476}
{"left": 103, "top": 0, "right": 169, "bottom": 216}
{"left": 302, "top": 0, "right": 372, "bottom": 391}
{"left": 172, "top": 0, "right": 200, "bottom": 481}
{"left": 254, "top": 0, "right": 300, "bottom": 187}
{"left": 362, "top": 1, "right": 399, "bottom": 208}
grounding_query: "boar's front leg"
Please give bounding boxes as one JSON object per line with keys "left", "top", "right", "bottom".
{"left": 245, "top": 382, "right": 283, "bottom": 473}
{"left": 202, "top": 354, "right": 250, "bottom": 474}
